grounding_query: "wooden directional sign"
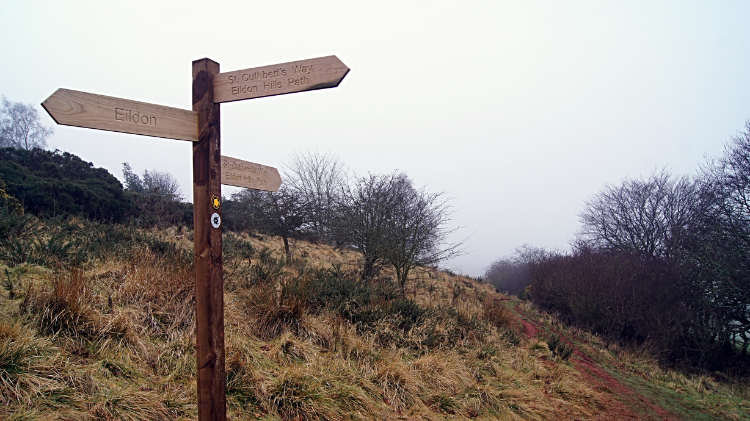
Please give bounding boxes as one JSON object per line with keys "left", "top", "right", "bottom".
{"left": 213, "top": 55, "right": 349, "bottom": 104}
{"left": 44, "top": 54, "right": 347, "bottom": 421}
{"left": 42, "top": 88, "right": 199, "bottom": 142}
{"left": 221, "top": 155, "right": 282, "bottom": 192}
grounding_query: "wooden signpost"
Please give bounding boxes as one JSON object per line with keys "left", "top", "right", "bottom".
{"left": 41, "top": 55, "right": 349, "bottom": 421}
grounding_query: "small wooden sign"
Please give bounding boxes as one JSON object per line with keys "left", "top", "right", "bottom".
{"left": 42, "top": 88, "right": 199, "bottom": 142}
{"left": 221, "top": 155, "right": 282, "bottom": 192}
{"left": 213, "top": 55, "right": 349, "bottom": 104}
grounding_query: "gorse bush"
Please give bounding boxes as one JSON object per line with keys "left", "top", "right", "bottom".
{"left": 306, "top": 264, "right": 374, "bottom": 320}
{"left": 2, "top": 214, "right": 516, "bottom": 350}
{"left": 0, "top": 207, "right": 39, "bottom": 266}
{"left": 2, "top": 268, "right": 16, "bottom": 299}
{"left": 547, "top": 335, "right": 574, "bottom": 361}
{"left": 0, "top": 215, "right": 195, "bottom": 271}
{"left": 230, "top": 256, "right": 520, "bottom": 356}
{"left": 30, "top": 230, "right": 77, "bottom": 267}
{"left": 0, "top": 148, "right": 134, "bottom": 222}
{"left": 223, "top": 231, "right": 256, "bottom": 290}
{"left": 389, "top": 299, "right": 427, "bottom": 331}
{"left": 250, "top": 250, "right": 286, "bottom": 286}
{"left": 11, "top": 219, "right": 196, "bottom": 359}
{"left": 223, "top": 232, "right": 254, "bottom": 263}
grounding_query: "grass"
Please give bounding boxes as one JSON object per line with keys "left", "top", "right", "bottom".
{"left": 509, "top": 300, "right": 750, "bottom": 420}
{"left": 0, "top": 218, "right": 748, "bottom": 420}
{"left": 0, "top": 321, "right": 63, "bottom": 407}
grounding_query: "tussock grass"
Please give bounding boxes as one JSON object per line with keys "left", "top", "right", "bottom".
{"left": 373, "top": 358, "right": 419, "bottom": 414}
{"left": 88, "top": 385, "right": 172, "bottom": 421}
{"left": 0, "top": 321, "right": 64, "bottom": 406}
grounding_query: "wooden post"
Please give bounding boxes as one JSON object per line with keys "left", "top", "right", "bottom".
{"left": 192, "top": 58, "right": 226, "bottom": 421}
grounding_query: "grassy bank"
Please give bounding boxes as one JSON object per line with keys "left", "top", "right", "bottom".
{"left": 1, "top": 219, "right": 748, "bottom": 420}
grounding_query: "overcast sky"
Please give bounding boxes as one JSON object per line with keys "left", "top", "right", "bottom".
{"left": 2, "top": 1, "right": 749, "bottom": 276}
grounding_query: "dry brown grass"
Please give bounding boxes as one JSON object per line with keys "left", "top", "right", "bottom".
{"left": 2, "top": 224, "right": 748, "bottom": 420}
{"left": 0, "top": 321, "right": 66, "bottom": 406}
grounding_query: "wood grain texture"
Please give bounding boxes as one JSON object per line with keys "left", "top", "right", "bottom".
{"left": 213, "top": 55, "right": 349, "bottom": 103}
{"left": 192, "top": 58, "right": 226, "bottom": 421}
{"left": 221, "top": 155, "right": 282, "bottom": 191}
{"left": 41, "top": 88, "right": 199, "bottom": 141}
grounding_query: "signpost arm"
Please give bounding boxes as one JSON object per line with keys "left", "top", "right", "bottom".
{"left": 192, "top": 58, "right": 226, "bottom": 421}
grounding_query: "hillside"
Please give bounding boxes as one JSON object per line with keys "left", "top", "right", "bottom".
{"left": 1, "top": 219, "right": 749, "bottom": 420}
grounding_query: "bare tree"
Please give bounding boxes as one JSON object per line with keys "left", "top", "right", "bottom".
{"left": 230, "top": 185, "right": 307, "bottom": 261}
{"left": 690, "top": 121, "right": 750, "bottom": 354}
{"left": 332, "top": 173, "right": 401, "bottom": 280}
{"left": 121, "top": 163, "right": 188, "bottom": 228}
{"left": 142, "top": 169, "right": 183, "bottom": 202}
{"left": 122, "top": 163, "right": 183, "bottom": 202}
{"left": 484, "top": 245, "right": 544, "bottom": 295}
{"left": 382, "top": 174, "right": 463, "bottom": 297}
{"left": 700, "top": 121, "right": 750, "bottom": 254}
{"left": 334, "top": 172, "right": 463, "bottom": 295}
{"left": 577, "top": 168, "right": 698, "bottom": 261}
{"left": 284, "top": 151, "right": 346, "bottom": 241}
{"left": 0, "top": 96, "right": 53, "bottom": 150}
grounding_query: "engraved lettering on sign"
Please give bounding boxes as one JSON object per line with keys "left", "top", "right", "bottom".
{"left": 220, "top": 156, "right": 281, "bottom": 191}
{"left": 213, "top": 56, "right": 349, "bottom": 104}
{"left": 222, "top": 160, "right": 268, "bottom": 175}
{"left": 223, "top": 172, "right": 268, "bottom": 186}
{"left": 225, "top": 63, "right": 316, "bottom": 96}
{"left": 222, "top": 159, "right": 271, "bottom": 186}
{"left": 115, "top": 108, "right": 157, "bottom": 126}
{"left": 227, "top": 68, "right": 288, "bottom": 85}
{"left": 261, "top": 68, "right": 286, "bottom": 79}
{"left": 288, "top": 76, "right": 309, "bottom": 86}
{"left": 291, "top": 64, "right": 313, "bottom": 74}
{"left": 231, "top": 85, "right": 258, "bottom": 95}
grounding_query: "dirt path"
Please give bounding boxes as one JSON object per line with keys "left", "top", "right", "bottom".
{"left": 514, "top": 303, "right": 681, "bottom": 421}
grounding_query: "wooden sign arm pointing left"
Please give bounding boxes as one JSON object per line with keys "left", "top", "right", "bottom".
{"left": 41, "top": 88, "right": 199, "bottom": 142}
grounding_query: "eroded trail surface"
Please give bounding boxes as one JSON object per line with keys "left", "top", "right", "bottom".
{"left": 514, "top": 303, "right": 682, "bottom": 421}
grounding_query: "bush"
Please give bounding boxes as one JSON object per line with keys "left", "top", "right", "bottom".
{"left": 307, "top": 265, "right": 373, "bottom": 321}
{"left": 529, "top": 248, "right": 699, "bottom": 365}
{"left": 223, "top": 232, "right": 254, "bottom": 263}
{"left": 547, "top": 335, "right": 574, "bottom": 361}
{"left": 389, "top": 299, "right": 427, "bottom": 331}
{"left": 0, "top": 148, "right": 134, "bottom": 222}
{"left": 247, "top": 248, "right": 286, "bottom": 287}
{"left": 0, "top": 207, "right": 39, "bottom": 266}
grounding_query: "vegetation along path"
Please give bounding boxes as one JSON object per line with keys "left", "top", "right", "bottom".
{"left": 511, "top": 301, "right": 746, "bottom": 420}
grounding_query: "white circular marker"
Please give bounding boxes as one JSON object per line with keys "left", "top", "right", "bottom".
{"left": 211, "top": 213, "right": 221, "bottom": 229}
